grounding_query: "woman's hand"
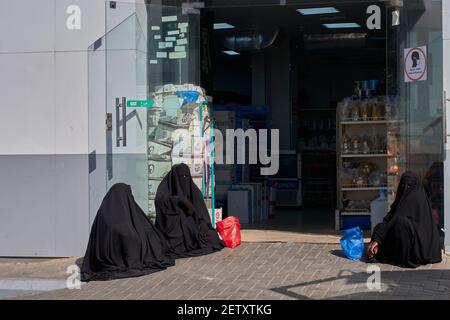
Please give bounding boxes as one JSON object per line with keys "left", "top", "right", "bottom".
{"left": 367, "top": 241, "right": 379, "bottom": 259}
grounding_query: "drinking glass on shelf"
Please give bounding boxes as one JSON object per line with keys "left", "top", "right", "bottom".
{"left": 342, "top": 135, "right": 351, "bottom": 154}
{"left": 361, "top": 99, "right": 371, "bottom": 121}
{"left": 351, "top": 136, "right": 361, "bottom": 153}
{"left": 362, "top": 137, "right": 371, "bottom": 154}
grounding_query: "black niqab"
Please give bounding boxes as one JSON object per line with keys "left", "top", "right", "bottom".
{"left": 371, "top": 171, "right": 442, "bottom": 268}
{"left": 81, "top": 183, "right": 175, "bottom": 282}
{"left": 155, "top": 163, "right": 225, "bottom": 257}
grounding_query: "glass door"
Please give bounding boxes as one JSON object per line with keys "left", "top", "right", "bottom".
{"left": 89, "top": 1, "right": 203, "bottom": 222}
{"left": 386, "top": 0, "right": 445, "bottom": 236}
{"left": 105, "top": 2, "right": 150, "bottom": 212}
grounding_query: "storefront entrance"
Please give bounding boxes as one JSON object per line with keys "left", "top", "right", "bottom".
{"left": 88, "top": 0, "right": 445, "bottom": 243}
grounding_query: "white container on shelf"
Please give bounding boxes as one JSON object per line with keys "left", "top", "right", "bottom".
{"left": 370, "top": 189, "right": 388, "bottom": 232}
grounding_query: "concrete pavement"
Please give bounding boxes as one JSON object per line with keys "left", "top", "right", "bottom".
{"left": 2, "top": 242, "right": 449, "bottom": 300}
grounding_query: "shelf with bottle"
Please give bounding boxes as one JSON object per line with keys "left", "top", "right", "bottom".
{"left": 340, "top": 118, "right": 402, "bottom": 125}
{"left": 340, "top": 185, "right": 388, "bottom": 191}
{"left": 341, "top": 153, "right": 391, "bottom": 158}
{"left": 339, "top": 161, "right": 387, "bottom": 190}
{"left": 337, "top": 91, "right": 400, "bottom": 124}
{"left": 297, "top": 133, "right": 336, "bottom": 152}
{"left": 340, "top": 145, "right": 390, "bottom": 157}
{"left": 341, "top": 133, "right": 387, "bottom": 156}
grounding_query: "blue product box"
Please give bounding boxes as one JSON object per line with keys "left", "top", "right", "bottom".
{"left": 342, "top": 215, "right": 371, "bottom": 230}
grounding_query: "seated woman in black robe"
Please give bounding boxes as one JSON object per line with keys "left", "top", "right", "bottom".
{"left": 155, "top": 163, "right": 225, "bottom": 257}
{"left": 367, "top": 171, "right": 442, "bottom": 268}
{"left": 80, "top": 183, "right": 175, "bottom": 282}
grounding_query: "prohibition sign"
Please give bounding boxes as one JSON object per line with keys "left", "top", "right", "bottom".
{"left": 404, "top": 47, "right": 427, "bottom": 82}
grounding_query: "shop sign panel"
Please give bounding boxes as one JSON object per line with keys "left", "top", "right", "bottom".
{"left": 127, "top": 100, "right": 154, "bottom": 108}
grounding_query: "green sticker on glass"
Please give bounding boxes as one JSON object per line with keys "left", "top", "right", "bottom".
{"left": 126, "top": 100, "right": 154, "bottom": 108}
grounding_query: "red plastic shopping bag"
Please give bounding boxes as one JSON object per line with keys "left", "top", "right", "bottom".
{"left": 216, "top": 216, "right": 241, "bottom": 248}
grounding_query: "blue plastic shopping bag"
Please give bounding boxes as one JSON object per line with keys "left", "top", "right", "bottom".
{"left": 340, "top": 227, "right": 364, "bottom": 261}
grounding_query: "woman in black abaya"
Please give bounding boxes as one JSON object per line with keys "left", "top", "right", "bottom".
{"left": 155, "top": 163, "right": 225, "bottom": 257}
{"left": 367, "top": 171, "right": 442, "bottom": 268}
{"left": 80, "top": 183, "right": 175, "bottom": 282}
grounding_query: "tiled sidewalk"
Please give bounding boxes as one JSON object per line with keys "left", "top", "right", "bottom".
{"left": 5, "top": 243, "right": 450, "bottom": 300}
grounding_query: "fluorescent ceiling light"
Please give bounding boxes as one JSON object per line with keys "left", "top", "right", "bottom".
{"left": 214, "top": 23, "right": 235, "bottom": 30}
{"left": 222, "top": 50, "right": 240, "bottom": 55}
{"left": 297, "top": 7, "right": 339, "bottom": 15}
{"left": 323, "top": 22, "right": 360, "bottom": 29}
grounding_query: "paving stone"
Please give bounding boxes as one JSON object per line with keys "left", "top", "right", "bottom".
{"left": 3, "top": 243, "right": 450, "bottom": 300}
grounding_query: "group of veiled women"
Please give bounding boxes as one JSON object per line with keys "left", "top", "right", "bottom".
{"left": 80, "top": 167, "right": 442, "bottom": 282}
{"left": 80, "top": 164, "right": 224, "bottom": 281}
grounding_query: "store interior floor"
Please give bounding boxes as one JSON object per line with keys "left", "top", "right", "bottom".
{"left": 242, "top": 207, "right": 337, "bottom": 235}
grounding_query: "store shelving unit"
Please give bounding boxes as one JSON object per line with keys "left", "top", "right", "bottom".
{"left": 336, "top": 112, "right": 403, "bottom": 230}
{"left": 297, "top": 108, "right": 336, "bottom": 209}
{"left": 340, "top": 119, "right": 400, "bottom": 125}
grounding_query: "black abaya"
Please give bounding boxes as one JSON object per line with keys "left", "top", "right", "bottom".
{"left": 81, "top": 183, "right": 175, "bottom": 282}
{"left": 155, "top": 163, "right": 225, "bottom": 257}
{"left": 371, "top": 171, "right": 442, "bottom": 268}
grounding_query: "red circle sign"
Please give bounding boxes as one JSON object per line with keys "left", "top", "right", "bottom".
{"left": 404, "top": 47, "right": 427, "bottom": 81}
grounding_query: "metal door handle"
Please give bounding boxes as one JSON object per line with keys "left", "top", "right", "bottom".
{"left": 115, "top": 97, "right": 127, "bottom": 147}
{"left": 122, "top": 97, "right": 127, "bottom": 147}
{"left": 116, "top": 97, "right": 121, "bottom": 147}
{"left": 444, "top": 91, "right": 448, "bottom": 144}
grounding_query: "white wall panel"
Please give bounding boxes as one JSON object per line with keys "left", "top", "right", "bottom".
{"left": 54, "top": 155, "right": 89, "bottom": 257}
{"left": 0, "top": 156, "right": 56, "bottom": 257}
{"left": 55, "top": 52, "right": 89, "bottom": 154}
{"left": 0, "top": 53, "right": 56, "bottom": 155}
{"left": 0, "top": 0, "right": 55, "bottom": 53}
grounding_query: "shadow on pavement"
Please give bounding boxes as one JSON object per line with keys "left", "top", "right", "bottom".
{"left": 271, "top": 269, "right": 450, "bottom": 300}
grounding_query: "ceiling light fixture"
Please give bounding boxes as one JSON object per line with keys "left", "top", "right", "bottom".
{"left": 322, "top": 22, "right": 361, "bottom": 29}
{"left": 214, "top": 23, "right": 235, "bottom": 30}
{"left": 297, "top": 7, "right": 340, "bottom": 15}
{"left": 222, "top": 50, "right": 240, "bottom": 55}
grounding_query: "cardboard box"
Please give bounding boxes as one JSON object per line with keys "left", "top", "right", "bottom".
{"left": 191, "top": 135, "right": 203, "bottom": 156}
{"left": 208, "top": 208, "right": 223, "bottom": 225}
{"left": 148, "top": 138, "right": 172, "bottom": 157}
{"left": 172, "top": 155, "right": 191, "bottom": 166}
{"left": 155, "top": 120, "right": 188, "bottom": 141}
{"left": 171, "top": 128, "right": 192, "bottom": 157}
{"left": 147, "top": 107, "right": 162, "bottom": 127}
{"left": 148, "top": 156, "right": 172, "bottom": 179}
{"left": 191, "top": 156, "right": 203, "bottom": 176}
{"left": 148, "top": 178, "right": 163, "bottom": 200}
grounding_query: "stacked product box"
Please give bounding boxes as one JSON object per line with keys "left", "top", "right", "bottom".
{"left": 212, "top": 104, "right": 270, "bottom": 217}
{"left": 147, "top": 83, "right": 212, "bottom": 219}
{"left": 227, "top": 183, "right": 266, "bottom": 225}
